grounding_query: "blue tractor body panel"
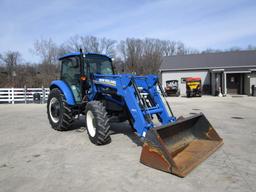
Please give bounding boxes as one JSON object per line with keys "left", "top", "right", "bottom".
{"left": 50, "top": 80, "right": 75, "bottom": 105}
{"left": 49, "top": 74, "right": 176, "bottom": 137}
{"left": 91, "top": 74, "right": 176, "bottom": 137}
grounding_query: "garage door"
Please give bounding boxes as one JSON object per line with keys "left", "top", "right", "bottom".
{"left": 227, "top": 74, "right": 241, "bottom": 94}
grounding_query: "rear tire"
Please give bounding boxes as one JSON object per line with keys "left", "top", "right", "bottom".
{"left": 47, "top": 88, "right": 74, "bottom": 131}
{"left": 85, "top": 101, "right": 111, "bottom": 145}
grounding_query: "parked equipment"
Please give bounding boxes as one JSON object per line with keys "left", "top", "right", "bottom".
{"left": 33, "top": 93, "right": 41, "bottom": 103}
{"left": 47, "top": 50, "right": 223, "bottom": 177}
{"left": 186, "top": 77, "right": 202, "bottom": 97}
{"left": 165, "top": 80, "right": 180, "bottom": 96}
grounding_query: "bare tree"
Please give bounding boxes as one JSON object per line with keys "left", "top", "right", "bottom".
{"left": 229, "top": 47, "right": 241, "bottom": 52}
{"left": 33, "top": 38, "right": 59, "bottom": 65}
{"left": 142, "top": 38, "right": 164, "bottom": 74}
{"left": 161, "top": 40, "right": 177, "bottom": 56}
{"left": 175, "top": 41, "right": 187, "bottom": 55}
{"left": 247, "top": 45, "right": 256, "bottom": 50}
{"left": 0, "top": 54, "right": 3, "bottom": 65}
{"left": 119, "top": 38, "right": 144, "bottom": 74}
{"left": 112, "top": 57, "right": 125, "bottom": 73}
{"left": 160, "top": 40, "right": 199, "bottom": 56}
{"left": 63, "top": 35, "right": 81, "bottom": 53}
{"left": 0, "top": 51, "right": 21, "bottom": 86}
{"left": 33, "top": 38, "right": 59, "bottom": 86}
{"left": 185, "top": 48, "right": 199, "bottom": 54}
{"left": 100, "top": 37, "right": 116, "bottom": 57}
{"left": 63, "top": 35, "right": 116, "bottom": 57}
{"left": 119, "top": 38, "right": 158, "bottom": 74}
{"left": 118, "top": 38, "right": 197, "bottom": 75}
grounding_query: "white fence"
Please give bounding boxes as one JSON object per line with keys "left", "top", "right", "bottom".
{"left": 0, "top": 87, "right": 49, "bottom": 104}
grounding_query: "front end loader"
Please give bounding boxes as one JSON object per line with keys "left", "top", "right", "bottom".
{"left": 47, "top": 50, "right": 223, "bottom": 177}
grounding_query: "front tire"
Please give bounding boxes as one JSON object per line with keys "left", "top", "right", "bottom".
{"left": 47, "top": 88, "right": 74, "bottom": 131}
{"left": 85, "top": 101, "right": 111, "bottom": 145}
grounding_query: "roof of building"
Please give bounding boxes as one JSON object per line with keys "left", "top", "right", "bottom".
{"left": 160, "top": 50, "right": 256, "bottom": 71}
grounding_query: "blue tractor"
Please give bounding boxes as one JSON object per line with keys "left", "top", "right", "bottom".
{"left": 47, "top": 50, "right": 223, "bottom": 177}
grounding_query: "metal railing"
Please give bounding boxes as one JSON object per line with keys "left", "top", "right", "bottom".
{"left": 0, "top": 87, "right": 49, "bottom": 104}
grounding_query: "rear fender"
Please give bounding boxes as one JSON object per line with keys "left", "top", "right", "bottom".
{"left": 49, "top": 80, "right": 75, "bottom": 105}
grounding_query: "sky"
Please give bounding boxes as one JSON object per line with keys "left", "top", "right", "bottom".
{"left": 0, "top": 0, "right": 256, "bottom": 62}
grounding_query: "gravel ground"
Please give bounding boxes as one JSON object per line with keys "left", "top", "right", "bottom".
{"left": 0, "top": 96, "right": 256, "bottom": 192}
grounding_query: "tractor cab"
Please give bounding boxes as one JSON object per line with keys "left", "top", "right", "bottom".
{"left": 59, "top": 52, "right": 114, "bottom": 103}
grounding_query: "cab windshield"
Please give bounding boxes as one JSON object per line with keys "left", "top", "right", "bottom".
{"left": 85, "top": 57, "right": 113, "bottom": 75}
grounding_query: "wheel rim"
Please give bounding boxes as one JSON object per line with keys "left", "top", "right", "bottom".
{"left": 49, "top": 97, "right": 60, "bottom": 123}
{"left": 86, "top": 111, "right": 96, "bottom": 137}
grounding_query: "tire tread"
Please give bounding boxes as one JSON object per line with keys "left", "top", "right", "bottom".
{"left": 85, "top": 101, "right": 111, "bottom": 145}
{"left": 47, "top": 88, "right": 73, "bottom": 131}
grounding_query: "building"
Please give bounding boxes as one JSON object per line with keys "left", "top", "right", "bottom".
{"left": 160, "top": 50, "right": 256, "bottom": 96}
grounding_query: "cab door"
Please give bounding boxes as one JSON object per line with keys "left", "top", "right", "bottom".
{"left": 61, "top": 57, "right": 82, "bottom": 103}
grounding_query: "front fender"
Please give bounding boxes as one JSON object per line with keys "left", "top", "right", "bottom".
{"left": 50, "top": 80, "right": 75, "bottom": 105}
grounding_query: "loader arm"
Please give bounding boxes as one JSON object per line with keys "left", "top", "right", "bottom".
{"left": 92, "top": 74, "right": 176, "bottom": 136}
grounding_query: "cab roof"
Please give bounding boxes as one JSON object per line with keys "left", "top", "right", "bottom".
{"left": 58, "top": 52, "right": 111, "bottom": 60}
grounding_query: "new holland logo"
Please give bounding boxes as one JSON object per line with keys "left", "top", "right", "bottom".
{"left": 97, "top": 78, "right": 117, "bottom": 86}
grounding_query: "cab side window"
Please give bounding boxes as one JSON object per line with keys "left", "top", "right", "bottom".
{"left": 61, "top": 58, "right": 80, "bottom": 83}
{"left": 61, "top": 57, "right": 81, "bottom": 102}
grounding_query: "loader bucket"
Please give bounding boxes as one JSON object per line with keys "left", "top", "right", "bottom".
{"left": 140, "top": 113, "right": 223, "bottom": 177}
